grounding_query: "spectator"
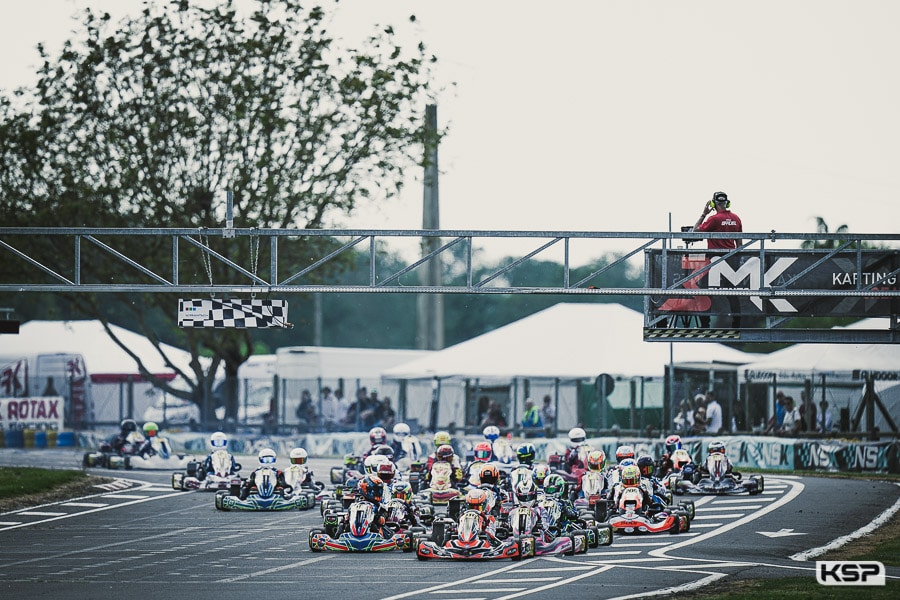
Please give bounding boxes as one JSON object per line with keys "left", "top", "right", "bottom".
{"left": 705, "top": 390, "right": 723, "bottom": 434}
{"left": 378, "top": 397, "right": 396, "bottom": 430}
{"left": 818, "top": 400, "right": 834, "bottom": 433}
{"left": 295, "top": 389, "right": 317, "bottom": 432}
{"left": 520, "top": 398, "right": 543, "bottom": 438}
{"left": 539, "top": 395, "right": 556, "bottom": 434}
{"left": 765, "top": 391, "right": 787, "bottom": 434}
{"left": 480, "top": 400, "right": 507, "bottom": 429}
{"left": 799, "top": 390, "right": 817, "bottom": 432}
{"left": 691, "top": 394, "right": 708, "bottom": 436}
{"left": 477, "top": 395, "right": 490, "bottom": 425}
{"left": 320, "top": 386, "right": 343, "bottom": 431}
{"left": 730, "top": 399, "right": 746, "bottom": 433}
{"left": 673, "top": 399, "right": 694, "bottom": 435}
{"left": 780, "top": 396, "right": 801, "bottom": 436}
{"left": 360, "top": 389, "right": 381, "bottom": 428}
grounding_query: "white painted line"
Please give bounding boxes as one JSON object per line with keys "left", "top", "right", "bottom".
{"left": 17, "top": 511, "right": 67, "bottom": 517}
{"left": 143, "top": 487, "right": 181, "bottom": 492}
{"left": 583, "top": 551, "right": 643, "bottom": 556}
{"left": 699, "top": 505, "right": 763, "bottom": 511}
{"left": 693, "top": 513, "right": 743, "bottom": 519}
{"left": 711, "top": 496, "right": 776, "bottom": 503}
{"left": 103, "top": 494, "right": 149, "bottom": 500}
{"left": 486, "top": 578, "right": 560, "bottom": 583}
{"left": 61, "top": 502, "right": 109, "bottom": 508}
{"left": 0, "top": 489, "right": 187, "bottom": 532}
{"left": 494, "top": 565, "right": 616, "bottom": 600}
{"left": 520, "top": 566, "right": 596, "bottom": 571}
{"left": 688, "top": 523, "right": 722, "bottom": 528}
{"left": 790, "top": 482, "right": 900, "bottom": 561}
{"left": 612, "top": 541, "right": 677, "bottom": 547}
{"left": 216, "top": 555, "right": 332, "bottom": 583}
{"left": 383, "top": 562, "right": 525, "bottom": 600}
{"left": 649, "top": 478, "right": 805, "bottom": 559}
{"left": 432, "top": 589, "right": 523, "bottom": 594}
{"left": 608, "top": 572, "right": 727, "bottom": 600}
{"left": 0, "top": 521, "right": 22, "bottom": 526}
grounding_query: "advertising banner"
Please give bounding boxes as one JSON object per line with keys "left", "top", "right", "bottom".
{"left": 647, "top": 249, "right": 899, "bottom": 318}
{"left": 0, "top": 396, "right": 64, "bottom": 430}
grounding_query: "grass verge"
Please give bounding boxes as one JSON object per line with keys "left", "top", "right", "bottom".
{"left": 0, "top": 467, "right": 113, "bottom": 512}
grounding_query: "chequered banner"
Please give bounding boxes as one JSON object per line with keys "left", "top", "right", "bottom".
{"left": 177, "top": 298, "right": 289, "bottom": 328}
{"left": 644, "top": 328, "right": 741, "bottom": 340}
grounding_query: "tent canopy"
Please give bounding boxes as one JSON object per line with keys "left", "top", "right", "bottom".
{"left": 4, "top": 320, "right": 202, "bottom": 380}
{"left": 738, "top": 318, "right": 900, "bottom": 382}
{"left": 383, "top": 303, "right": 757, "bottom": 381}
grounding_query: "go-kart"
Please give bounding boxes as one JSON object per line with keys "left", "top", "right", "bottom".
{"left": 84, "top": 433, "right": 193, "bottom": 470}
{"left": 415, "top": 510, "right": 529, "bottom": 560}
{"left": 573, "top": 470, "right": 611, "bottom": 521}
{"left": 606, "top": 487, "right": 690, "bottom": 534}
{"left": 668, "top": 454, "right": 764, "bottom": 496}
{"left": 505, "top": 503, "right": 591, "bottom": 555}
{"left": 417, "top": 461, "right": 463, "bottom": 508}
{"left": 539, "top": 498, "right": 614, "bottom": 548}
{"left": 215, "top": 467, "right": 311, "bottom": 511}
{"left": 283, "top": 463, "right": 325, "bottom": 508}
{"left": 329, "top": 454, "right": 365, "bottom": 485}
{"left": 172, "top": 450, "right": 242, "bottom": 491}
{"left": 309, "top": 500, "right": 413, "bottom": 552}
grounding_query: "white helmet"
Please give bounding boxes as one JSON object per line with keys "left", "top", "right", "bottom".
{"left": 289, "top": 447, "right": 308, "bottom": 465}
{"left": 210, "top": 432, "right": 228, "bottom": 449}
{"left": 392, "top": 422, "right": 411, "bottom": 442}
{"left": 258, "top": 448, "right": 277, "bottom": 465}
{"left": 363, "top": 454, "right": 390, "bottom": 475}
{"left": 568, "top": 427, "right": 586, "bottom": 445}
{"left": 483, "top": 425, "right": 500, "bottom": 441}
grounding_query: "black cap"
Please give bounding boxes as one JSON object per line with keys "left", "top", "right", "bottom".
{"left": 712, "top": 191, "right": 728, "bottom": 203}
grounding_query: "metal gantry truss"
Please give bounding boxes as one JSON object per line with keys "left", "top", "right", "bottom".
{"left": 1, "top": 227, "right": 898, "bottom": 342}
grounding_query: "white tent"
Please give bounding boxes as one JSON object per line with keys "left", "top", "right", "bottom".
{"left": 382, "top": 303, "right": 758, "bottom": 432}
{"left": 2, "top": 320, "right": 207, "bottom": 424}
{"left": 8, "top": 320, "right": 199, "bottom": 378}
{"left": 738, "top": 319, "right": 900, "bottom": 382}
{"left": 383, "top": 303, "right": 756, "bottom": 381}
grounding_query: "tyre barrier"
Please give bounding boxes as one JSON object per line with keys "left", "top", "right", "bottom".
{"left": 5, "top": 429, "right": 25, "bottom": 448}
{"left": 34, "top": 430, "right": 48, "bottom": 448}
{"left": 23, "top": 429, "right": 35, "bottom": 448}
{"left": 56, "top": 431, "right": 76, "bottom": 447}
{"left": 0, "top": 429, "right": 4, "bottom": 448}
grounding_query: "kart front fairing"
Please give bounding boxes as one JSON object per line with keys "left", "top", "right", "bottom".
{"left": 128, "top": 437, "right": 194, "bottom": 470}
{"left": 216, "top": 467, "right": 310, "bottom": 511}
{"left": 416, "top": 512, "right": 524, "bottom": 560}
{"left": 309, "top": 501, "right": 404, "bottom": 552}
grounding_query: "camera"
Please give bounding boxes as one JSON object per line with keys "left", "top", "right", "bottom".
{"left": 680, "top": 225, "right": 696, "bottom": 246}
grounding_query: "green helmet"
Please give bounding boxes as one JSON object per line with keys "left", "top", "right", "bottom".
{"left": 544, "top": 474, "right": 567, "bottom": 499}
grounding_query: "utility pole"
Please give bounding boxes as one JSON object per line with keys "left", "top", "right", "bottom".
{"left": 417, "top": 104, "right": 444, "bottom": 350}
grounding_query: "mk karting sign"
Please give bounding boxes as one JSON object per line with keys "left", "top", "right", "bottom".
{"left": 646, "top": 249, "right": 899, "bottom": 318}
{"left": 0, "top": 396, "right": 64, "bottom": 430}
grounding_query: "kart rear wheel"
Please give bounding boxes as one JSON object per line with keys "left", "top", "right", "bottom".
{"left": 309, "top": 528, "right": 325, "bottom": 552}
{"left": 416, "top": 540, "right": 429, "bottom": 561}
{"left": 215, "top": 491, "right": 227, "bottom": 511}
{"left": 587, "top": 526, "right": 600, "bottom": 548}
{"left": 678, "top": 500, "right": 696, "bottom": 520}
{"left": 669, "top": 515, "right": 681, "bottom": 534}
{"left": 431, "top": 521, "right": 446, "bottom": 546}
{"left": 598, "top": 523, "right": 614, "bottom": 546}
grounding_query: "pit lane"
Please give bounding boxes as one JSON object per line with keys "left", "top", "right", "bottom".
{"left": 0, "top": 449, "right": 898, "bottom": 600}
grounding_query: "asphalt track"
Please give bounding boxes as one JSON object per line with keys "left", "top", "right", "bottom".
{"left": 0, "top": 448, "right": 898, "bottom": 600}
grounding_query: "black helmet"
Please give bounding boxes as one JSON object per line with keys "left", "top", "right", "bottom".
{"left": 372, "top": 444, "right": 395, "bottom": 460}
{"left": 120, "top": 419, "right": 137, "bottom": 433}
{"left": 637, "top": 455, "right": 655, "bottom": 478}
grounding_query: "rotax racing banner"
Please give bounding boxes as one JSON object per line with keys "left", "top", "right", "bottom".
{"left": 0, "top": 396, "right": 64, "bottom": 431}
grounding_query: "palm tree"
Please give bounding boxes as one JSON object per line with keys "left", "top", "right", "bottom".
{"left": 801, "top": 217, "right": 850, "bottom": 249}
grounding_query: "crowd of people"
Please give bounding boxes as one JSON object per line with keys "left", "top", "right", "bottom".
{"left": 673, "top": 388, "right": 836, "bottom": 438}
{"left": 295, "top": 385, "right": 396, "bottom": 434}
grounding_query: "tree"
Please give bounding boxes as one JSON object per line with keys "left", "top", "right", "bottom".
{"left": 800, "top": 217, "right": 850, "bottom": 250}
{"left": 0, "top": 0, "right": 438, "bottom": 423}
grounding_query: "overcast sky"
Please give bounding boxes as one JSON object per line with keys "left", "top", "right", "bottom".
{"left": 2, "top": 1, "right": 897, "bottom": 262}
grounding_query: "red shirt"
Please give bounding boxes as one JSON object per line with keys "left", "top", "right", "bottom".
{"left": 696, "top": 210, "right": 742, "bottom": 249}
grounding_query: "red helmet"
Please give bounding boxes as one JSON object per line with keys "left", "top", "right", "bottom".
{"left": 466, "top": 488, "right": 489, "bottom": 512}
{"left": 369, "top": 427, "right": 387, "bottom": 445}
{"left": 473, "top": 442, "right": 492, "bottom": 462}
{"left": 479, "top": 464, "right": 500, "bottom": 485}
{"left": 436, "top": 444, "right": 455, "bottom": 462}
